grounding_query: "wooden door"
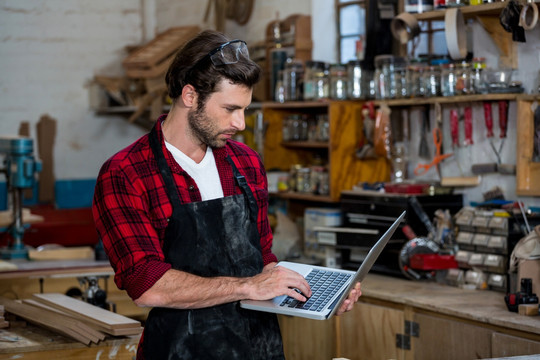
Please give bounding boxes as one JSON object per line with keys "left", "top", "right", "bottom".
{"left": 413, "top": 312, "right": 492, "bottom": 360}
{"left": 337, "top": 301, "right": 406, "bottom": 360}
{"left": 492, "top": 332, "right": 540, "bottom": 358}
{"left": 278, "top": 315, "right": 337, "bottom": 360}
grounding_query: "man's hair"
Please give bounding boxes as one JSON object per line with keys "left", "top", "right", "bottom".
{"left": 165, "top": 30, "right": 261, "bottom": 107}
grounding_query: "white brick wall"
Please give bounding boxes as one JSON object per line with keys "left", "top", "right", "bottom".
{"left": 0, "top": 0, "right": 145, "bottom": 180}
{"left": 1, "top": 0, "right": 539, "bottom": 205}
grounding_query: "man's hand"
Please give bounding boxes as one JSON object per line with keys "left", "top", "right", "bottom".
{"left": 244, "top": 262, "right": 312, "bottom": 302}
{"left": 336, "top": 282, "right": 362, "bottom": 316}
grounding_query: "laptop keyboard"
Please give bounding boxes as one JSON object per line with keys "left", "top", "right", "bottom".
{"left": 279, "top": 269, "right": 352, "bottom": 312}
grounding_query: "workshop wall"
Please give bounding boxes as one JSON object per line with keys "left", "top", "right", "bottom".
{"left": 0, "top": 1, "right": 539, "bottom": 208}
{"left": 0, "top": 1, "right": 147, "bottom": 207}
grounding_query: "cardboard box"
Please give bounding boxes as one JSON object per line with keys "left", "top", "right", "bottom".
{"left": 518, "top": 259, "right": 540, "bottom": 295}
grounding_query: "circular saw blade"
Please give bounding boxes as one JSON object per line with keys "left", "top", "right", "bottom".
{"left": 398, "top": 237, "right": 440, "bottom": 280}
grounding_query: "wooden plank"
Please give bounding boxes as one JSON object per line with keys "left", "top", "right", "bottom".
{"left": 22, "top": 299, "right": 106, "bottom": 342}
{"left": 27, "top": 246, "right": 94, "bottom": 261}
{"left": 122, "top": 26, "right": 200, "bottom": 69}
{"left": 32, "top": 293, "right": 141, "bottom": 331}
{"left": 0, "top": 324, "right": 140, "bottom": 359}
{"left": 0, "top": 296, "right": 92, "bottom": 345}
{"left": 36, "top": 114, "right": 57, "bottom": 203}
{"left": 516, "top": 99, "right": 540, "bottom": 195}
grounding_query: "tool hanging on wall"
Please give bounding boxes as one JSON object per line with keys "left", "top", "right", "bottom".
{"left": 414, "top": 127, "right": 453, "bottom": 177}
{"left": 440, "top": 107, "right": 481, "bottom": 187}
{"left": 418, "top": 106, "right": 431, "bottom": 159}
{"left": 356, "top": 102, "right": 377, "bottom": 159}
{"left": 473, "top": 101, "right": 514, "bottom": 174}
{"left": 463, "top": 105, "right": 474, "bottom": 146}
{"left": 483, "top": 101, "right": 501, "bottom": 164}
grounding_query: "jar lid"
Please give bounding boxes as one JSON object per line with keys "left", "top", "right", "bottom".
{"left": 306, "top": 60, "right": 326, "bottom": 69}
{"left": 347, "top": 59, "right": 363, "bottom": 66}
{"left": 374, "top": 54, "right": 395, "bottom": 66}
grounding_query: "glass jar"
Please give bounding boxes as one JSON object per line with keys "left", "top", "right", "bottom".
{"left": 282, "top": 115, "right": 291, "bottom": 141}
{"left": 347, "top": 60, "right": 367, "bottom": 99}
{"left": 283, "top": 59, "right": 304, "bottom": 101}
{"left": 316, "top": 114, "right": 329, "bottom": 141}
{"left": 441, "top": 63, "right": 457, "bottom": 97}
{"left": 318, "top": 170, "right": 329, "bottom": 195}
{"left": 391, "top": 144, "right": 407, "bottom": 183}
{"left": 303, "top": 61, "right": 324, "bottom": 101}
{"left": 409, "top": 64, "right": 427, "bottom": 97}
{"left": 455, "top": 61, "right": 472, "bottom": 95}
{"left": 296, "top": 167, "right": 312, "bottom": 193}
{"left": 330, "top": 64, "right": 348, "bottom": 100}
{"left": 471, "top": 57, "right": 486, "bottom": 94}
{"left": 424, "top": 65, "right": 441, "bottom": 97}
{"left": 375, "top": 55, "right": 397, "bottom": 99}
{"left": 314, "top": 63, "right": 329, "bottom": 100}
{"left": 394, "top": 63, "right": 409, "bottom": 99}
{"left": 288, "top": 114, "right": 302, "bottom": 141}
{"left": 309, "top": 165, "right": 324, "bottom": 194}
{"left": 288, "top": 164, "right": 302, "bottom": 192}
{"left": 275, "top": 70, "right": 285, "bottom": 103}
{"left": 446, "top": 0, "right": 468, "bottom": 6}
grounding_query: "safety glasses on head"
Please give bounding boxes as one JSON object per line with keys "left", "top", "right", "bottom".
{"left": 206, "top": 40, "right": 249, "bottom": 66}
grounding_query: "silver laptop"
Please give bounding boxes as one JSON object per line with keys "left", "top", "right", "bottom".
{"left": 240, "top": 211, "right": 406, "bottom": 320}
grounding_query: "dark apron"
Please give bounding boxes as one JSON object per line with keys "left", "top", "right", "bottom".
{"left": 143, "top": 126, "right": 284, "bottom": 360}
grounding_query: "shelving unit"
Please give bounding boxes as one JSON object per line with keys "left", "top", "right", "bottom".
{"left": 413, "top": 2, "right": 507, "bottom": 21}
{"left": 263, "top": 100, "right": 391, "bottom": 203}
{"left": 411, "top": 3, "right": 518, "bottom": 68}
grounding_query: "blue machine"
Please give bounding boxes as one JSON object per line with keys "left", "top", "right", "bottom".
{"left": 0, "top": 136, "right": 42, "bottom": 259}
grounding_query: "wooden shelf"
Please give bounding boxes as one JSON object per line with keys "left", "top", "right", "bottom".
{"left": 414, "top": 2, "right": 507, "bottom": 21}
{"left": 373, "top": 93, "right": 522, "bottom": 107}
{"left": 281, "top": 141, "right": 329, "bottom": 149}
{"left": 262, "top": 101, "right": 330, "bottom": 109}
{"left": 270, "top": 192, "right": 337, "bottom": 203}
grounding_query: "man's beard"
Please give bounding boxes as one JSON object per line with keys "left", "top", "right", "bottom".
{"left": 187, "top": 105, "right": 228, "bottom": 148}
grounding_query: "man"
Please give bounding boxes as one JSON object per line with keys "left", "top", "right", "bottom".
{"left": 93, "top": 30, "right": 361, "bottom": 359}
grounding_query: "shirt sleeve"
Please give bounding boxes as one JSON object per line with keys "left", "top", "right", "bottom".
{"left": 93, "top": 164, "right": 171, "bottom": 300}
{"left": 253, "top": 155, "right": 278, "bottom": 265}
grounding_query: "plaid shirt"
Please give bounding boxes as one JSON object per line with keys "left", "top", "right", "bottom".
{"left": 92, "top": 116, "right": 277, "bottom": 300}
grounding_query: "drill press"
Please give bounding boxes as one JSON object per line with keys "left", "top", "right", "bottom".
{"left": 0, "top": 136, "right": 42, "bottom": 259}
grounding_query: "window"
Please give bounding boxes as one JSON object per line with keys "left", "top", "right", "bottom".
{"left": 336, "top": 0, "right": 367, "bottom": 63}
{"left": 408, "top": 21, "right": 447, "bottom": 58}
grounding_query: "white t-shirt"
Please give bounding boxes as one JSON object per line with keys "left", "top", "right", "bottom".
{"left": 165, "top": 141, "right": 224, "bottom": 201}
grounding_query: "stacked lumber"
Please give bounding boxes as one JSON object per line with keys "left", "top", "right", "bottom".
{"left": 121, "top": 26, "right": 200, "bottom": 123}
{"left": 122, "top": 26, "right": 200, "bottom": 79}
{"left": 0, "top": 305, "right": 8, "bottom": 328}
{"left": 0, "top": 294, "right": 143, "bottom": 345}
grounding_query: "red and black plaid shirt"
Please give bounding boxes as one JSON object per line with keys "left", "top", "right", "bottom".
{"left": 92, "top": 116, "right": 277, "bottom": 300}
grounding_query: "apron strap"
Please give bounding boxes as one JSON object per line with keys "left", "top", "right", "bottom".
{"left": 149, "top": 125, "right": 183, "bottom": 212}
{"left": 226, "top": 156, "right": 259, "bottom": 219}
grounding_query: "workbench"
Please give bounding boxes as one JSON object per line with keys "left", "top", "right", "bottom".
{"left": 0, "top": 259, "right": 149, "bottom": 321}
{"left": 1, "top": 260, "right": 539, "bottom": 359}
{"left": 279, "top": 274, "right": 540, "bottom": 360}
{"left": 0, "top": 325, "right": 140, "bottom": 359}
{"left": 0, "top": 260, "right": 144, "bottom": 359}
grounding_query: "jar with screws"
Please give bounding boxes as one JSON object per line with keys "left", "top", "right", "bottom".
{"left": 455, "top": 61, "right": 472, "bottom": 95}
{"left": 471, "top": 57, "right": 486, "bottom": 94}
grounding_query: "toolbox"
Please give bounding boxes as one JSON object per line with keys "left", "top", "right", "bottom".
{"left": 317, "top": 190, "right": 463, "bottom": 277}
